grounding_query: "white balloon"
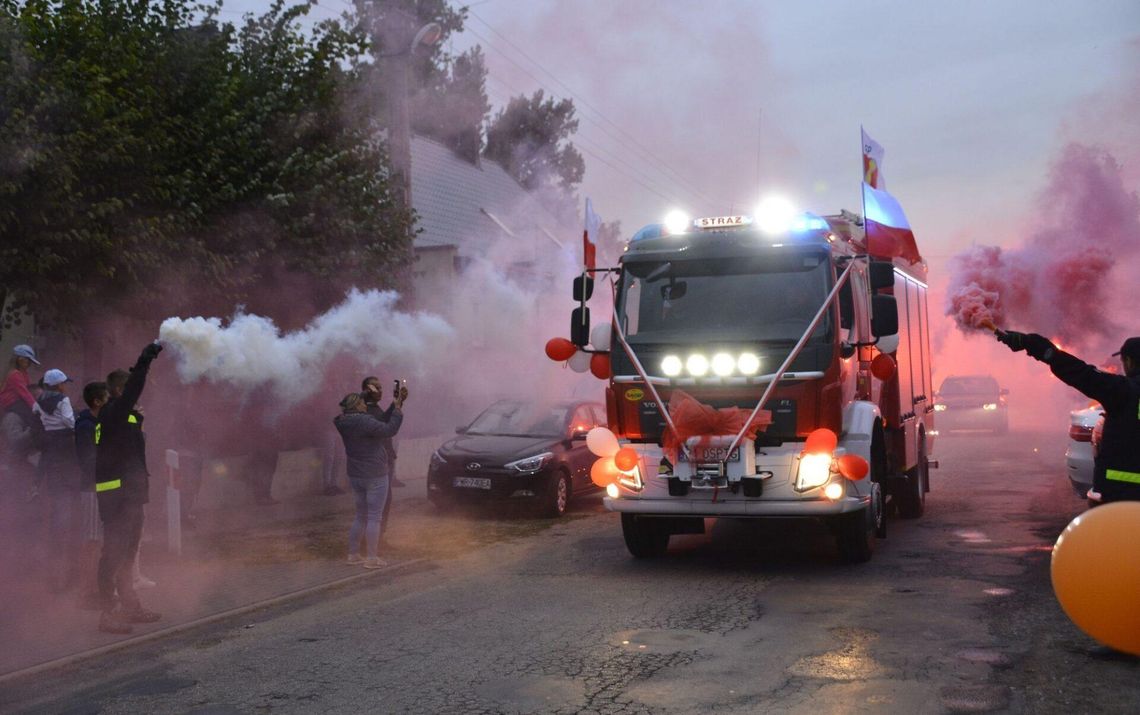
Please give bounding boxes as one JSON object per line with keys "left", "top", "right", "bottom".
{"left": 876, "top": 333, "right": 899, "bottom": 354}
{"left": 590, "top": 322, "right": 612, "bottom": 352}
{"left": 568, "top": 350, "right": 592, "bottom": 373}
{"left": 586, "top": 426, "right": 620, "bottom": 457}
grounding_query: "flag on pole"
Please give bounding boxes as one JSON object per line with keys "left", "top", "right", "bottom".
{"left": 583, "top": 197, "right": 601, "bottom": 270}
{"left": 861, "top": 127, "right": 886, "bottom": 190}
{"left": 862, "top": 182, "right": 922, "bottom": 264}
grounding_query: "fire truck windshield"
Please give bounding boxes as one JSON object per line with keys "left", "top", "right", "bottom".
{"left": 618, "top": 252, "right": 832, "bottom": 344}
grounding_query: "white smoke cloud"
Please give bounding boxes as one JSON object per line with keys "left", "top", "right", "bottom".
{"left": 158, "top": 289, "right": 454, "bottom": 402}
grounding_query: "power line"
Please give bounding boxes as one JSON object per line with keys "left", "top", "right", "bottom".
{"left": 464, "top": 23, "right": 717, "bottom": 210}
{"left": 467, "top": 11, "right": 720, "bottom": 208}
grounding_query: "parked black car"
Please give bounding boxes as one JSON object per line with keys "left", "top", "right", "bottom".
{"left": 427, "top": 399, "right": 608, "bottom": 517}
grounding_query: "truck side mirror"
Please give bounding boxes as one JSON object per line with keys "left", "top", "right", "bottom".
{"left": 871, "top": 294, "right": 898, "bottom": 337}
{"left": 573, "top": 275, "right": 594, "bottom": 302}
{"left": 869, "top": 260, "right": 895, "bottom": 291}
{"left": 571, "top": 306, "right": 591, "bottom": 346}
{"left": 838, "top": 281, "right": 854, "bottom": 329}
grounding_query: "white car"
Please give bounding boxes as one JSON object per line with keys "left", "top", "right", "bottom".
{"left": 1065, "top": 405, "right": 1103, "bottom": 498}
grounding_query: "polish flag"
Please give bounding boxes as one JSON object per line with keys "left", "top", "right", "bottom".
{"left": 861, "top": 127, "right": 886, "bottom": 190}
{"left": 862, "top": 182, "right": 922, "bottom": 264}
{"left": 583, "top": 197, "right": 601, "bottom": 270}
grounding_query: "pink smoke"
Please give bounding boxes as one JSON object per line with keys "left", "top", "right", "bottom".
{"left": 947, "top": 143, "right": 1138, "bottom": 350}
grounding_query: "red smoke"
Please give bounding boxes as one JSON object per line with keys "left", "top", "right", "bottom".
{"left": 947, "top": 143, "right": 1138, "bottom": 350}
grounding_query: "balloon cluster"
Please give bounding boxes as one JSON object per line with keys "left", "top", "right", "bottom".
{"left": 544, "top": 324, "right": 612, "bottom": 380}
{"left": 585, "top": 426, "right": 638, "bottom": 487}
{"left": 803, "top": 428, "right": 869, "bottom": 480}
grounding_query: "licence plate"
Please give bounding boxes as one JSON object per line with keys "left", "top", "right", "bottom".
{"left": 453, "top": 476, "right": 492, "bottom": 490}
{"left": 679, "top": 447, "right": 740, "bottom": 463}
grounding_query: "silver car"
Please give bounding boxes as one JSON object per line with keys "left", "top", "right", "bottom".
{"left": 1065, "top": 405, "right": 1103, "bottom": 498}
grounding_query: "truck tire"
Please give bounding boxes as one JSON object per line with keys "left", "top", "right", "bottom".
{"left": 897, "top": 436, "right": 928, "bottom": 519}
{"left": 621, "top": 513, "right": 670, "bottom": 558}
{"left": 834, "top": 507, "right": 875, "bottom": 563}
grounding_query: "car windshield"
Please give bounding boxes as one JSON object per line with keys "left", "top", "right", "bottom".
{"left": 465, "top": 401, "right": 570, "bottom": 437}
{"left": 617, "top": 250, "right": 832, "bottom": 344}
{"left": 940, "top": 376, "right": 999, "bottom": 395}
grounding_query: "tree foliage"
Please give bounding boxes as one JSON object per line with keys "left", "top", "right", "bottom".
{"left": 484, "top": 89, "right": 584, "bottom": 194}
{"left": 0, "top": 0, "right": 414, "bottom": 335}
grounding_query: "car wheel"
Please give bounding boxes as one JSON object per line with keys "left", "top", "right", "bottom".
{"left": 897, "top": 435, "right": 928, "bottom": 519}
{"left": 542, "top": 470, "right": 570, "bottom": 518}
{"left": 833, "top": 507, "right": 875, "bottom": 563}
{"left": 621, "top": 513, "right": 670, "bottom": 558}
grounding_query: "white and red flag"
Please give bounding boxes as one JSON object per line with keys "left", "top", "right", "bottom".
{"left": 861, "top": 127, "right": 886, "bottom": 190}
{"left": 583, "top": 197, "right": 601, "bottom": 270}
{"left": 862, "top": 182, "right": 922, "bottom": 264}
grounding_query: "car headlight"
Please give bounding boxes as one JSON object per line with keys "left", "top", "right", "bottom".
{"left": 795, "top": 452, "right": 833, "bottom": 492}
{"left": 982, "top": 403, "right": 998, "bottom": 411}
{"left": 430, "top": 450, "right": 447, "bottom": 468}
{"left": 505, "top": 452, "right": 554, "bottom": 473}
{"left": 933, "top": 404, "right": 947, "bottom": 412}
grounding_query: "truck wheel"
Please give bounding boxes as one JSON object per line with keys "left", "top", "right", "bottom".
{"left": 834, "top": 508, "right": 874, "bottom": 563}
{"left": 897, "top": 436, "right": 928, "bottom": 519}
{"left": 621, "top": 513, "right": 670, "bottom": 558}
{"left": 541, "top": 471, "right": 570, "bottom": 518}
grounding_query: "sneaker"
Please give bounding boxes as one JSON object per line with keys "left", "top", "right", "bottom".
{"left": 123, "top": 608, "right": 162, "bottom": 624}
{"left": 134, "top": 574, "right": 157, "bottom": 589}
{"left": 99, "top": 612, "right": 133, "bottom": 634}
{"left": 362, "top": 557, "right": 389, "bottom": 569}
{"left": 346, "top": 554, "right": 364, "bottom": 565}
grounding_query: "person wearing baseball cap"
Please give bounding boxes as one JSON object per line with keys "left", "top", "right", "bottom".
{"left": 1, "top": 345, "right": 43, "bottom": 488}
{"left": 1, "top": 344, "right": 40, "bottom": 414}
{"left": 35, "top": 367, "right": 80, "bottom": 591}
{"left": 998, "top": 331, "right": 1140, "bottom": 505}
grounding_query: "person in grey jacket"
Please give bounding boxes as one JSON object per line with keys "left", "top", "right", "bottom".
{"left": 334, "top": 389, "right": 405, "bottom": 568}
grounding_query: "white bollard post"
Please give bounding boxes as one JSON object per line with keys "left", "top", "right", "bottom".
{"left": 166, "top": 449, "right": 181, "bottom": 556}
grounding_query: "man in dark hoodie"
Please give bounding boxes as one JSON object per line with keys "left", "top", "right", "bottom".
{"left": 75, "top": 382, "right": 109, "bottom": 608}
{"left": 334, "top": 388, "right": 404, "bottom": 569}
{"left": 95, "top": 343, "right": 162, "bottom": 634}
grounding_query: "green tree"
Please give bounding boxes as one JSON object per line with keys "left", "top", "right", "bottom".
{"left": 0, "top": 0, "right": 414, "bottom": 336}
{"left": 484, "top": 90, "right": 584, "bottom": 194}
{"left": 411, "top": 45, "right": 490, "bottom": 163}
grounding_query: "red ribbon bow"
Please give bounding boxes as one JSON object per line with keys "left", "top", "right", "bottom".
{"left": 662, "top": 390, "right": 772, "bottom": 464}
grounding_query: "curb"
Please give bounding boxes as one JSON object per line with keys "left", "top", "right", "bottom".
{"left": 0, "top": 558, "right": 427, "bottom": 687}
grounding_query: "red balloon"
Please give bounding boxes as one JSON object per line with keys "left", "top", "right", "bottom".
{"left": 804, "top": 428, "right": 838, "bottom": 455}
{"left": 837, "top": 453, "right": 869, "bottom": 480}
{"left": 590, "top": 352, "right": 612, "bottom": 380}
{"left": 545, "top": 337, "right": 577, "bottom": 362}
{"left": 614, "top": 446, "right": 639, "bottom": 472}
{"left": 590, "top": 457, "right": 621, "bottom": 487}
{"left": 871, "top": 353, "right": 896, "bottom": 381}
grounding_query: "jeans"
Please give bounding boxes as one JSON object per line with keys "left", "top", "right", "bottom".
{"left": 348, "top": 476, "right": 388, "bottom": 559}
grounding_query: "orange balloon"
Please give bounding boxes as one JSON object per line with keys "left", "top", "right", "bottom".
{"left": 590, "top": 457, "right": 621, "bottom": 487}
{"left": 803, "top": 428, "right": 837, "bottom": 455}
{"left": 1051, "top": 502, "right": 1140, "bottom": 655}
{"left": 590, "top": 352, "right": 612, "bottom": 380}
{"left": 545, "top": 337, "right": 577, "bottom": 362}
{"left": 871, "top": 353, "right": 896, "bottom": 381}
{"left": 836, "top": 453, "right": 869, "bottom": 480}
{"left": 614, "top": 446, "right": 639, "bottom": 472}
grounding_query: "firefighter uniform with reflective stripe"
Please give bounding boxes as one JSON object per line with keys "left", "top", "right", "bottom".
{"left": 96, "top": 346, "right": 159, "bottom": 615}
{"left": 1047, "top": 349, "right": 1140, "bottom": 503}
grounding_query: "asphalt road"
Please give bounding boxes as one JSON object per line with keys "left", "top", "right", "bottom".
{"left": 4, "top": 430, "right": 1138, "bottom": 714}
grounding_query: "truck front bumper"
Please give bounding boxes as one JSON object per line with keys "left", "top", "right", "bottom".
{"left": 603, "top": 494, "right": 870, "bottom": 517}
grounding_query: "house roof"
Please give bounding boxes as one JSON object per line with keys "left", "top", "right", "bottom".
{"left": 410, "top": 136, "right": 566, "bottom": 260}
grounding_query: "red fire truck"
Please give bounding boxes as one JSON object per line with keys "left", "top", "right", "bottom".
{"left": 577, "top": 203, "right": 935, "bottom": 563}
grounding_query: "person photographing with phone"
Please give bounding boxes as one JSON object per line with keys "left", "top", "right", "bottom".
{"left": 335, "top": 378, "right": 407, "bottom": 568}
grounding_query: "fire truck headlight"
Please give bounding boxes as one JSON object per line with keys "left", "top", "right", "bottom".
{"left": 738, "top": 353, "right": 760, "bottom": 376}
{"left": 823, "top": 482, "right": 845, "bottom": 500}
{"left": 754, "top": 196, "right": 796, "bottom": 235}
{"left": 605, "top": 482, "right": 621, "bottom": 499}
{"left": 663, "top": 210, "right": 691, "bottom": 235}
{"left": 933, "top": 404, "right": 947, "bottom": 412}
{"left": 661, "top": 355, "right": 683, "bottom": 377}
{"left": 982, "top": 403, "right": 998, "bottom": 411}
{"left": 711, "top": 353, "right": 735, "bottom": 377}
{"left": 795, "top": 453, "right": 832, "bottom": 491}
{"left": 686, "top": 354, "right": 710, "bottom": 377}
